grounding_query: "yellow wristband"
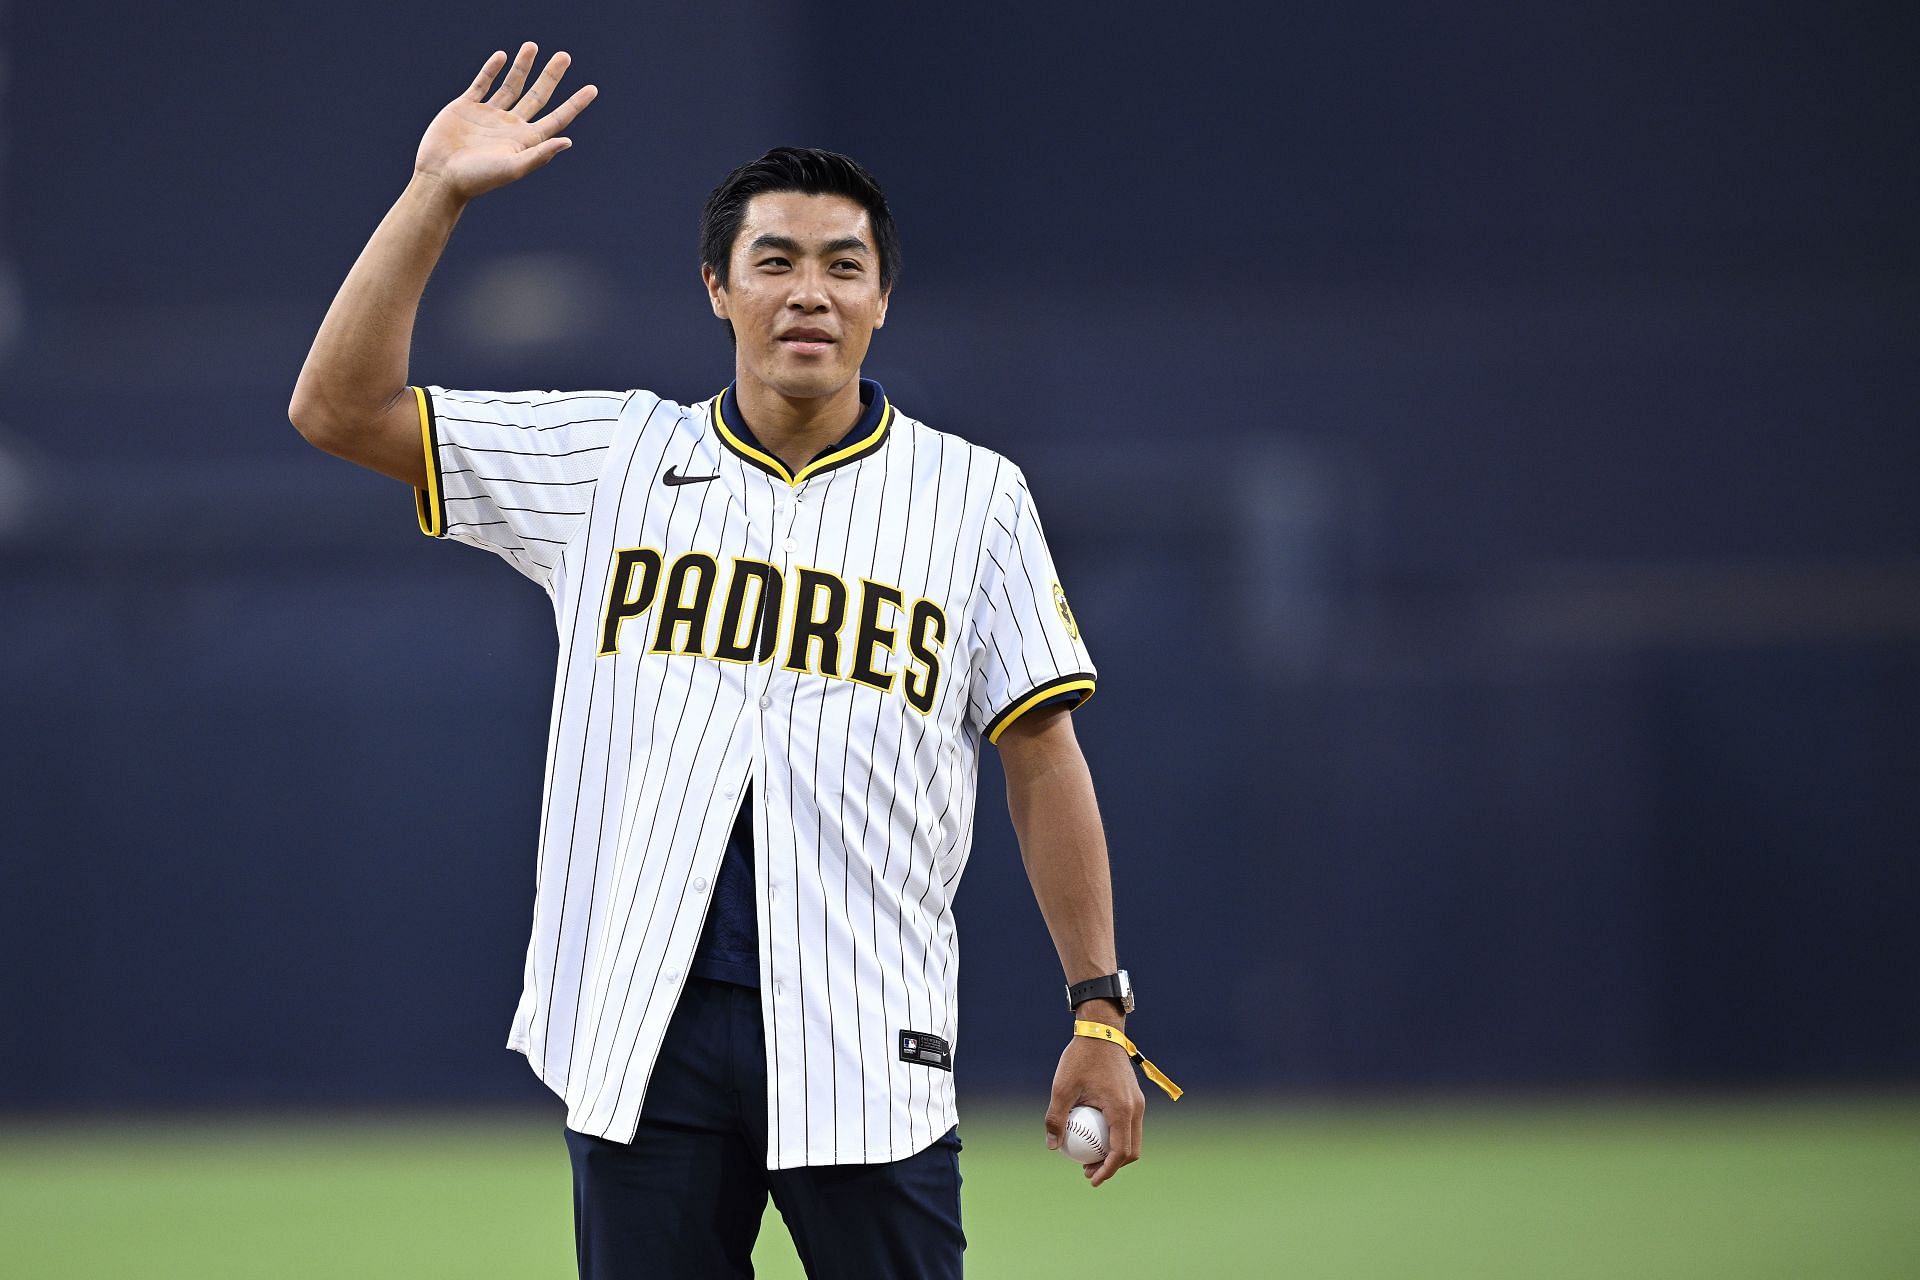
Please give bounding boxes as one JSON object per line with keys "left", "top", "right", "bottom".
{"left": 1073, "top": 1020, "right": 1185, "bottom": 1100}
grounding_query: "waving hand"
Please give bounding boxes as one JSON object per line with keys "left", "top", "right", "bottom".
{"left": 415, "top": 43, "right": 597, "bottom": 199}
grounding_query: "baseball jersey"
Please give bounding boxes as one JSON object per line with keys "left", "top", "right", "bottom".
{"left": 408, "top": 377, "right": 1095, "bottom": 1168}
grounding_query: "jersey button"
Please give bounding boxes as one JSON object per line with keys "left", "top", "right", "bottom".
{"left": 759, "top": 694, "right": 773, "bottom": 710}
{"left": 692, "top": 877, "right": 708, "bottom": 893}
{"left": 782, "top": 537, "right": 796, "bottom": 553}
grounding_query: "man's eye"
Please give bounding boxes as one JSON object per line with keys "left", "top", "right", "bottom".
{"left": 833, "top": 260, "right": 861, "bottom": 272}
{"left": 760, "top": 257, "right": 790, "bottom": 269}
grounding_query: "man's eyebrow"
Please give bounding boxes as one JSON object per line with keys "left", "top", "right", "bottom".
{"left": 746, "top": 234, "right": 873, "bottom": 257}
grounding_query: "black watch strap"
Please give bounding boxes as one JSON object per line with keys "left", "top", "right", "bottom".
{"left": 1066, "top": 970, "right": 1133, "bottom": 1013}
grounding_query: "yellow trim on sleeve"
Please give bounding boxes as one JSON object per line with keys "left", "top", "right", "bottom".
{"left": 985, "top": 675, "right": 1096, "bottom": 745}
{"left": 411, "top": 386, "right": 444, "bottom": 538}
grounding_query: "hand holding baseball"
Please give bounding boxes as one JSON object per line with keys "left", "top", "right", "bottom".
{"left": 414, "top": 43, "right": 597, "bottom": 200}
{"left": 1045, "top": 1031, "right": 1144, "bottom": 1187}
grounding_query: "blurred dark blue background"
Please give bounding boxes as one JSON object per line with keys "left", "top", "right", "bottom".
{"left": 2, "top": 2, "right": 1915, "bottom": 1111}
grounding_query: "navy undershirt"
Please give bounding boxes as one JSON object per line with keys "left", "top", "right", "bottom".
{"left": 686, "top": 379, "right": 1080, "bottom": 989}
{"left": 689, "top": 787, "right": 762, "bottom": 986}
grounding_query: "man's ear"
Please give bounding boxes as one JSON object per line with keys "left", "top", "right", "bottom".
{"left": 874, "top": 284, "right": 891, "bottom": 331}
{"left": 702, "top": 264, "right": 729, "bottom": 321}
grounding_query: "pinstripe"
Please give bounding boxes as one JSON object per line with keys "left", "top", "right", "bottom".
{"left": 550, "top": 405, "right": 671, "bottom": 1080}
{"left": 449, "top": 442, "right": 608, "bottom": 459}
{"left": 836, "top": 492, "right": 877, "bottom": 1153}
{"left": 984, "top": 549, "right": 1038, "bottom": 686}
{"left": 916, "top": 447, "right": 994, "bottom": 1140}
{"left": 441, "top": 392, "right": 625, "bottom": 409}
{"left": 600, "top": 464, "right": 755, "bottom": 1123}
{"left": 576, "top": 446, "right": 721, "bottom": 1107}
{"left": 1010, "top": 489, "right": 1068, "bottom": 672}
{"left": 445, "top": 472, "right": 601, "bottom": 486}
{"left": 529, "top": 387, "right": 632, "bottom": 901}
{"left": 792, "top": 462, "right": 845, "bottom": 1156}
{"left": 570, "top": 440, "right": 698, "bottom": 1090}
{"left": 533, "top": 398, "right": 664, "bottom": 1068}
{"left": 861, "top": 423, "right": 919, "bottom": 1157}
{"left": 898, "top": 442, "right": 987, "bottom": 1147}
{"left": 443, "top": 498, "right": 587, "bottom": 516}
{"left": 745, "top": 453, "right": 788, "bottom": 1164}
{"left": 891, "top": 432, "right": 951, "bottom": 1146}
{"left": 818, "top": 449, "right": 870, "bottom": 1154}
{"left": 438, "top": 414, "right": 622, "bottom": 429}
{"left": 596, "top": 650, "right": 736, "bottom": 1124}
{"left": 536, "top": 438, "right": 625, "bottom": 1070}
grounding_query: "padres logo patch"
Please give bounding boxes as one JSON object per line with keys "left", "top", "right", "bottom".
{"left": 1052, "top": 583, "right": 1079, "bottom": 641}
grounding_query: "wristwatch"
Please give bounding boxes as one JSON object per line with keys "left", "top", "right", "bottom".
{"left": 1066, "top": 970, "right": 1134, "bottom": 1014}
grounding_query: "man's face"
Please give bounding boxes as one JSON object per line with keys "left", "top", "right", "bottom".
{"left": 704, "top": 191, "right": 890, "bottom": 402}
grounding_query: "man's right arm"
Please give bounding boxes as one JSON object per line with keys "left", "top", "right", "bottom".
{"left": 287, "top": 43, "right": 596, "bottom": 488}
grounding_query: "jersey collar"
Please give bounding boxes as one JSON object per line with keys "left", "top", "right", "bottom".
{"left": 712, "top": 378, "right": 892, "bottom": 487}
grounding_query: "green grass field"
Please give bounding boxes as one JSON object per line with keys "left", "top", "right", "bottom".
{"left": 4, "top": 1097, "right": 1916, "bottom": 1278}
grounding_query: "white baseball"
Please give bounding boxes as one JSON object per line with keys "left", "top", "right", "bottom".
{"left": 1061, "top": 1105, "right": 1109, "bottom": 1164}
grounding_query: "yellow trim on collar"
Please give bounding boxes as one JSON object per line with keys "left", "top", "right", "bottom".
{"left": 711, "top": 392, "right": 893, "bottom": 488}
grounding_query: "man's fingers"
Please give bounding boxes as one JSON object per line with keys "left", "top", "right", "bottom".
{"left": 465, "top": 50, "right": 507, "bottom": 101}
{"left": 1043, "top": 1095, "right": 1070, "bottom": 1151}
{"left": 1087, "top": 1145, "right": 1125, "bottom": 1187}
{"left": 487, "top": 41, "right": 538, "bottom": 109}
{"left": 1083, "top": 1100, "right": 1138, "bottom": 1187}
{"left": 512, "top": 50, "right": 573, "bottom": 120}
{"left": 534, "top": 85, "right": 599, "bottom": 140}
{"left": 508, "top": 136, "right": 573, "bottom": 179}
{"left": 1090, "top": 1115, "right": 1134, "bottom": 1185}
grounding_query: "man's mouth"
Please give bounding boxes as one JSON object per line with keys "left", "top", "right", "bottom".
{"left": 779, "top": 329, "right": 836, "bottom": 355}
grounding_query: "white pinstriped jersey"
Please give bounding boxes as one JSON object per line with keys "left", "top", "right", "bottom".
{"left": 409, "top": 380, "right": 1095, "bottom": 1168}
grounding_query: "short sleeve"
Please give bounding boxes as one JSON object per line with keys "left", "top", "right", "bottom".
{"left": 966, "top": 467, "right": 1097, "bottom": 744}
{"left": 411, "top": 385, "right": 639, "bottom": 586}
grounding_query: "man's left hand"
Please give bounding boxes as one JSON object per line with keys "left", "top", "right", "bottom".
{"left": 1044, "top": 1013, "right": 1145, "bottom": 1187}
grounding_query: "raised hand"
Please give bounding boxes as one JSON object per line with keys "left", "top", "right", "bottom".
{"left": 414, "top": 43, "right": 597, "bottom": 200}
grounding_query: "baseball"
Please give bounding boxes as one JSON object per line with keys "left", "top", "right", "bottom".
{"left": 1061, "top": 1105, "right": 1109, "bottom": 1164}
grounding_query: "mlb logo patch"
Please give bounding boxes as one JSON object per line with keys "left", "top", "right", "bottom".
{"left": 898, "top": 1030, "right": 952, "bottom": 1071}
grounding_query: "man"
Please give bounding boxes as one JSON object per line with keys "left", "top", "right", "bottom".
{"left": 289, "top": 43, "right": 1174, "bottom": 1279}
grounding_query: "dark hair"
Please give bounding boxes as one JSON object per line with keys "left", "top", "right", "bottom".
{"left": 700, "top": 147, "right": 902, "bottom": 292}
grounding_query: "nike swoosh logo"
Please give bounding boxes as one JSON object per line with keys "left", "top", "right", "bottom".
{"left": 662, "top": 466, "right": 720, "bottom": 486}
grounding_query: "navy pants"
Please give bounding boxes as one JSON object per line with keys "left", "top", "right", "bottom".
{"left": 564, "top": 977, "right": 965, "bottom": 1279}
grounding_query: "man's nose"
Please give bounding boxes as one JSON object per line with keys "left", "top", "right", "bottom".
{"left": 786, "top": 267, "right": 830, "bottom": 311}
